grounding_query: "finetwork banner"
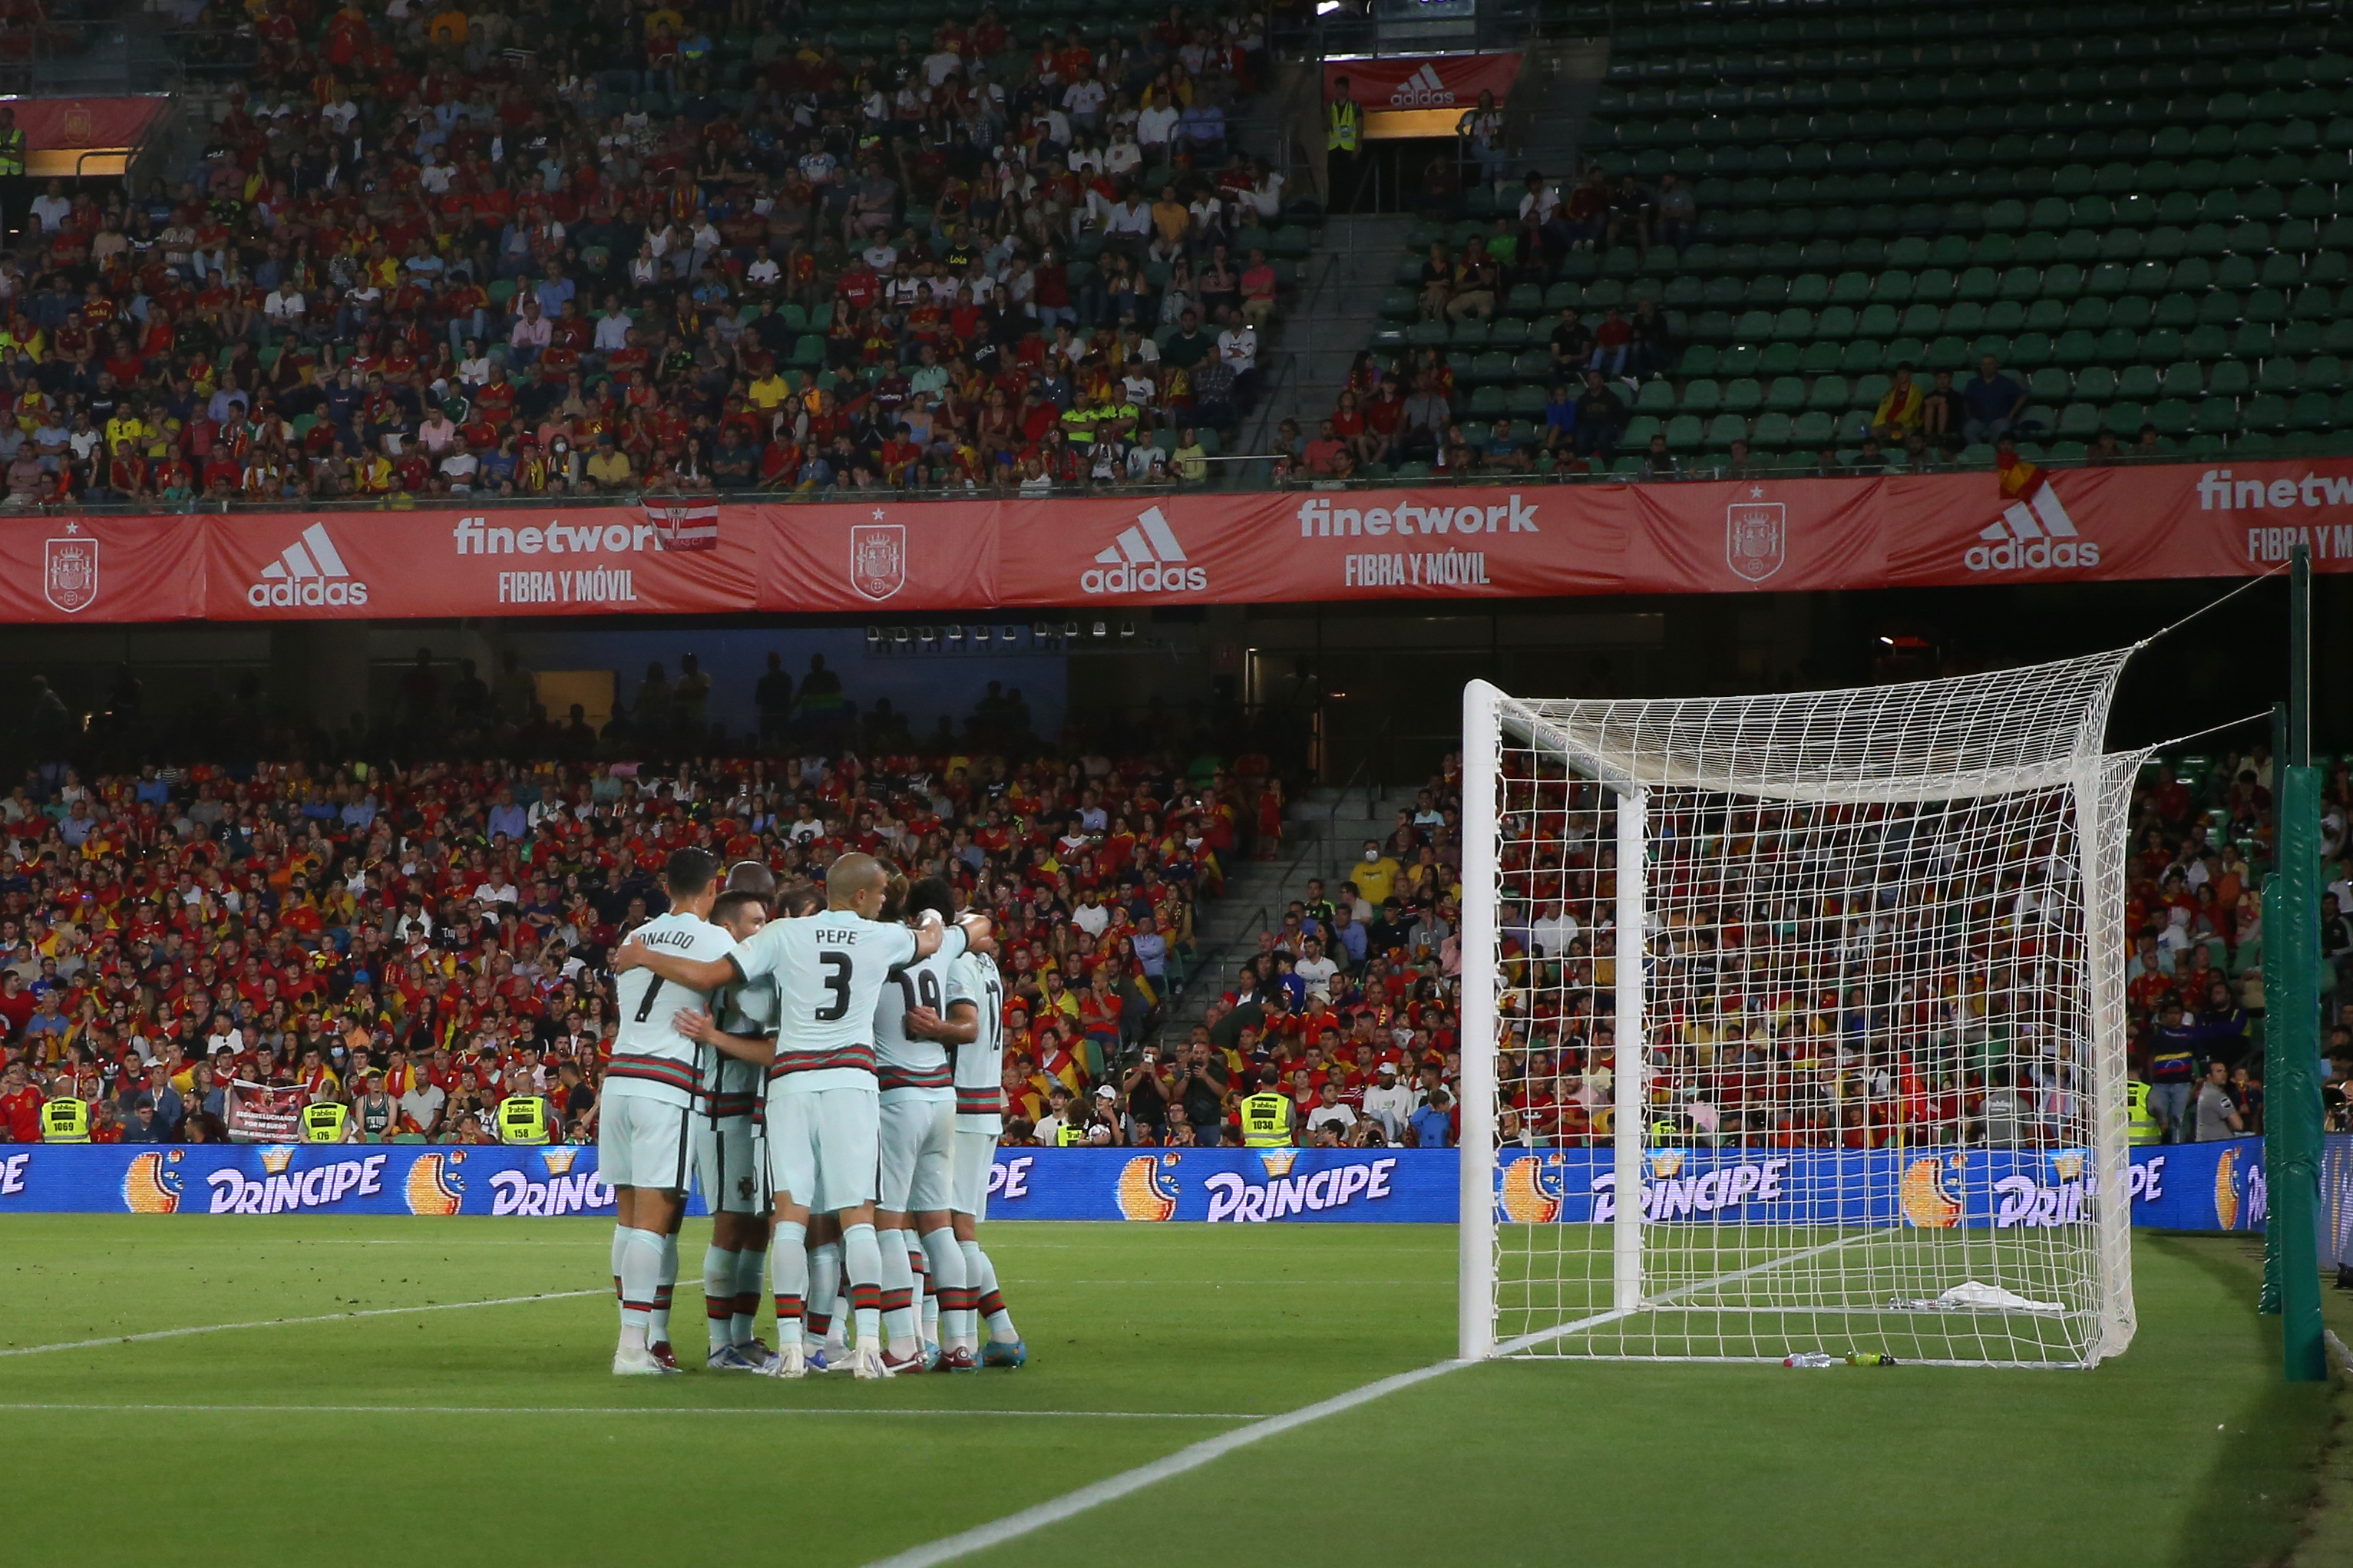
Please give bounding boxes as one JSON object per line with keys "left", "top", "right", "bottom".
{"left": 7, "top": 459, "right": 2353, "bottom": 623}
{"left": 0, "top": 1139, "right": 2268, "bottom": 1230}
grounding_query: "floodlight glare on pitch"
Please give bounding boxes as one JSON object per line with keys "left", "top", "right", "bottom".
{"left": 1456, "top": 652, "right": 2143, "bottom": 1369}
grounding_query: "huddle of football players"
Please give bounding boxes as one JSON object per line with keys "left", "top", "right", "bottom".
{"left": 603, "top": 847, "right": 1026, "bottom": 1379}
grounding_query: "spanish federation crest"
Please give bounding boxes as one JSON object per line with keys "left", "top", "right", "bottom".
{"left": 45, "top": 532, "right": 99, "bottom": 613}
{"left": 1725, "top": 498, "right": 1786, "bottom": 583}
{"left": 850, "top": 523, "right": 906, "bottom": 601}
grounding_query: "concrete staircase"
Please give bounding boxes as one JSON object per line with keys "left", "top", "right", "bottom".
{"left": 1232, "top": 213, "right": 1417, "bottom": 471}
{"left": 1157, "top": 781, "right": 1421, "bottom": 1041}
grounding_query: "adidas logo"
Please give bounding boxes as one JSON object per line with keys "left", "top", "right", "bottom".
{"left": 1080, "top": 506, "right": 1207, "bottom": 595}
{"left": 1388, "top": 63, "right": 1458, "bottom": 107}
{"left": 249, "top": 522, "right": 372, "bottom": 608}
{"left": 1965, "top": 485, "right": 2101, "bottom": 572}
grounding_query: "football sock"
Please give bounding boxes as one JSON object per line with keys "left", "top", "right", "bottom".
{"left": 922, "top": 1226, "right": 973, "bottom": 1354}
{"left": 908, "top": 1232, "right": 937, "bottom": 1345}
{"left": 702, "top": 1246, "right": 741, "bottom": 1354}
{"left": 610, "top": 1226, "right": 628, "bottom": 1322}
{"left": 877, "top": 1227, "right": 919, "bottom": 1357}
{"left": 732, "top": 1243, "right": 766, "bottom": 1345}
{"left": 616, "top": 1226, "right": 666, "bottom": 1352}
{"left": 805, "top": 1241, "right": 842, "bottom": 1348}
{"left": 841, "top": 1222, "right": 885, "bottom": 1352}
{"left": 965, "top": 1242, "right": 1019, "bottom": 1342}
{"left": 770, "top": 1221, "right": 808, "bottom": 1343}
{"left": 649, "top": 1232, "right": 679, "bottom": 1345}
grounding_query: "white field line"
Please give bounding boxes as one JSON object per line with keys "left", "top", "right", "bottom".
{"left": 0, "top": 1403, "right": 1257, "bottom": 1420}
{"left": 854, "top": 1361, "right": 1469, "bottom": 1568}
{"left": 858, "top": 1235, "right": 1887, "bottom": 1567}
{"left": 0, "top": 1288, "right": 607, "bottom": 1358}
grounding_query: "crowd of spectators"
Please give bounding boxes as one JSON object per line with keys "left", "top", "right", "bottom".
{"left": 1474, "top": 742, "right": 2353, "bottom": 1153}
{"left": 0, "top": 694, "right": 1297, "bottom": 1145}
{"left": 0, "top": 0, "right": 1291, "bottom": 510}
{"left": 8, "top": 700, "right": 2345, "bottom": 1152}
{"left": 1021, "top": 773, "right": 1469, "bottom": 1150}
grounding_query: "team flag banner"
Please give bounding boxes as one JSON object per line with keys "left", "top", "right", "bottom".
{"left": 2, "top": 461, "right": 2349, "bottom": 622}
{"left": 0, "top": 1140, "right": 2272, "bottom": 1230}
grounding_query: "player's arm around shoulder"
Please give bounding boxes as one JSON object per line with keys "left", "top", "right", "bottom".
{"left": 613, "top": 919, "right": 745, "bottom": 992}
{"left": 673, "top": 1007, "right": 775, "bottom": 1066}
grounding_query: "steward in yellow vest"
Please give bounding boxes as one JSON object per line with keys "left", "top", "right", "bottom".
{"left": 1240, "top": 1074, "right": 1293, "bottom": 1147}
{"left": 1326, "top": 86, "right": 1362, "bottom": 152}
{"left": 497, "top": 1093, "right": 552, "bottom": 1145}
{"left": 41, "top": 1095, "right": 90, "bottom": 1142}
{"left": 302, "top": 1101, "right": 349, "bottom": 1143}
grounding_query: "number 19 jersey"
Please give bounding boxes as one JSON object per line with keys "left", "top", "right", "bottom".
{"left": 732, "top": 913, "right": 967, "bottom": 1093}
{"left": 609, "top": 911, "right": 736, "bottom": 1109}
{"left": 875, "top": 942, "right": 967, "bottom": 1094}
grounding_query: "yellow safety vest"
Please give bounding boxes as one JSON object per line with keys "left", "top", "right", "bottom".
{"left": 41, "top": 1096, "right": 90, "bottom": 1142}
{"left": 1241, "top": 1092, "right": 1291, "bottom": 1147}
{"left": 1055, "top": 1121, "right": 1089, "bottom": 1147}
{"left": 498, "top": 1094, "right": 551, "bottom": 1145}
{"left": 1327, "top": 99, "right": 1361, "bottom": 153}
{"left": 1059, "top": 405, "right": 1097, "bottom": 444}
{"left": 302, "top": 1101, "right": 349, "bottom": 1143}
{"left": 0, "top": 127, "right": 24, "bottom": 178}
{"left": 1650, "top": 1118, "right": 1680, "bottom": 1144}
{"left": 2126, "top": 1081, "right": 2161, "bottom": 1146}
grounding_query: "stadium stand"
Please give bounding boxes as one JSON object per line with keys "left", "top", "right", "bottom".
{"left": 0, "top": 722, "right": 1292, "bottom": 1147}
{"left": 1340, "top": 0, "right": 2353, "bottom": 479}
{"left": 5, "top": 706, "right": 2338, "bottom": 1152}
{"left": 1101, "top": 743, "right": 2348, "bottom": 1155}
{"left": 0, "top": 0, "right": 1309, "bottom": 503}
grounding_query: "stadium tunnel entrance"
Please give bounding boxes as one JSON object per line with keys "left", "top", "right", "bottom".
{"left": 0, "top": 575, "right": 2341, "bottom": 782}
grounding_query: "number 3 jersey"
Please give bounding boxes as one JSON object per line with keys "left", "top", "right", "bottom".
{"left": 609, "top": 911, "right": 737, "bottom": 1109}
{"left": 874, "top": 940, "right": 978, "bottom": 1094}
{"left": 730, "top": 913, "right": 969, "bottom": 1093}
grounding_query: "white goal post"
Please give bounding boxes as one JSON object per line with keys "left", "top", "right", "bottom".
{"left": 1459, "top": 654, "right": 2146, "bottom": 1368}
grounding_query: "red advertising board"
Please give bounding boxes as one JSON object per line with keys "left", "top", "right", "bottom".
{"left": 1322, "top": 54, "right": 1525, "bottom": 111}
{"left": 7, "top": 460, "right": 2349, "bottom": 624}
{"left": 199, "top": 504, "right": 760, "bottom": 619}
{"left": 762, "top": 498, "right": 1001, "bottom": 612}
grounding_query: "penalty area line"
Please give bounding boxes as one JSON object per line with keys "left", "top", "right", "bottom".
{"left": 856, "top": 1359, "right": 1471, "bottom": 1568}
{"left": 0, "top": 1288, "right": 609, "bottom": 1358}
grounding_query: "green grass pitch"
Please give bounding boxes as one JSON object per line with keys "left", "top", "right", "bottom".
{"left": 0, "top": 1216, "right": 2336, "bottom": 1568}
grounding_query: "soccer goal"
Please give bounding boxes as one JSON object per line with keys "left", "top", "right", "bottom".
{"left": 1456, "top": 653, "right": 2145, "bottom": 1368}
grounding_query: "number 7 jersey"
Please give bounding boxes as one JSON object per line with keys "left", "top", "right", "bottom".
{"left": 608, "top": 910, "right": 736, "bottom": 1109}
{"left": 730, "top": 913, "right": 967, "bottom": 1092}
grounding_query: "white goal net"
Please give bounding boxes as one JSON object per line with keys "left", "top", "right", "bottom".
{"left": 1457, "top": 653, "right": 2144, "bottom": 1369}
